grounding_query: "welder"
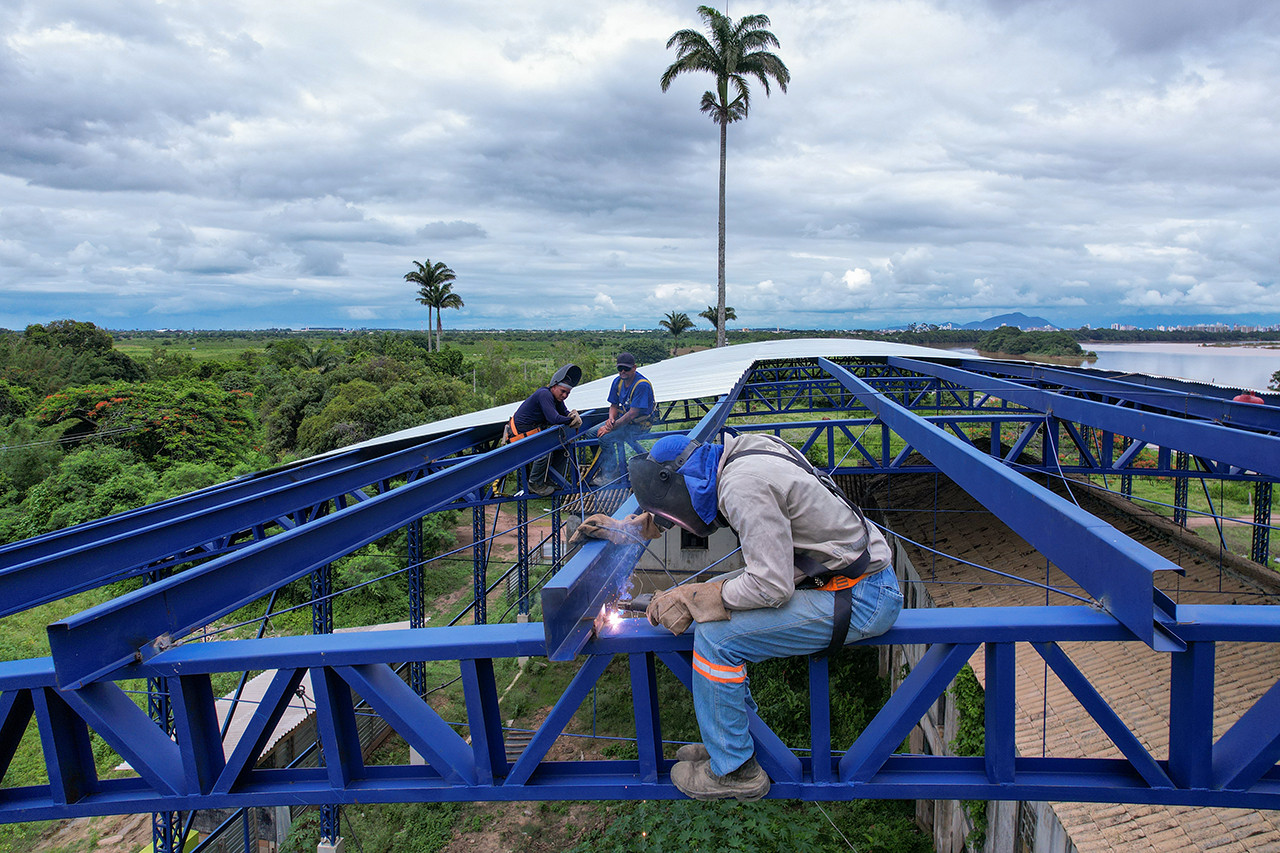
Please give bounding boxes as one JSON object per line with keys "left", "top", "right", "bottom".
{"left": 504, "top": 363, "right": 582, "bottom": 496}
{"left": 627, "top": 432, "right": 903, "bottom": 801}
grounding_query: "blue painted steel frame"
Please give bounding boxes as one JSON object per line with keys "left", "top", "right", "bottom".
{"left": 0, "top": 428, "right": 492, "bottom": 616}
{"left": 47, "top": 424, "right": 583, "bottom": 688}
{"left": 1, "top": 605, "right": 1279, "bottom": 822}
{"left": 959, "top": 359, "right": 1280, "bottom": 434}
{"left": 895, "top": 358, "right": 1280, "bottom": 479}
{"left": 818, "top": 357, "right": 1184, "bottom": 650}
{"left": 0, "top": 355, "right": 1277, "bottom": 825}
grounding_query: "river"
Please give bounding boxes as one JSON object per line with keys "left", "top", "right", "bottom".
{"left": 942, "top": 342, "right": 1280, "bottom": 393}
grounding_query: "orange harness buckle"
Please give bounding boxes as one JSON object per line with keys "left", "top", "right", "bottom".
{"left": 816, "top": 572, "right": 870, "bottom": 592}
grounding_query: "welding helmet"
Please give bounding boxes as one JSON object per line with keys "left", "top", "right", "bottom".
{"left": 627, "top": 436, "right": 721, "bottom": 537}
{"left": 549, "top": 363, "right": 582, "bottom": 390}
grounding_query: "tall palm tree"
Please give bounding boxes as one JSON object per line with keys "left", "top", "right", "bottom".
{"left": 662, "top": 7, "right": 789, "bottom": 348}
{"left": 404, "top": 260, "right": 458, "bottom": 351}
{"left": 660, "top": 310, "right": 695, "bottom": 354}
{"left": 431, "top": 284, "right": 464, "bottom": 350}
{"left": 698, "top": 304, "right": 737, "bottom": 336}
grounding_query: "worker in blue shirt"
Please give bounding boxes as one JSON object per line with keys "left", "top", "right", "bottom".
{"left": 592, "top": 352, "right": 655, "bottom": 486}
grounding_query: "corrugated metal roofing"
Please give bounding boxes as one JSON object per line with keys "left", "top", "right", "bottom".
{"left": 341, "top": 336, "right": 965, "bottom": 454}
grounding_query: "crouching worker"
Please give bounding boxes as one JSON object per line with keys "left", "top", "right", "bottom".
{"left": 504, "top": 364, "right": 582, "bottom": 496}
{"left": 627, "top": 433, "right": 903, "bottom": 801}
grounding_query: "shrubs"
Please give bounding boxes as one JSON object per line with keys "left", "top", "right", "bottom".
{"left": 33, "top": 379, "right": 260, "bottom": 467}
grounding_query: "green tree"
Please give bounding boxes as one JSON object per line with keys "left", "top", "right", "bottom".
{"left": 1, "top": 322, "right": 145, "bottom": 394}
{"left": 405, "top": 260, "right": 462, "bottom": 351}
{"left": 23, "top": 319, "right": 114, "bottom": 353}
{"left": 660, "top": 310, "right": 696, "bottom": 354}
{"left": 698, "top": 304, "right": 737, "bottom": 336}
{"left": 662, "top": 6, "right": 789, "bottom": 348}
{"left": 33, "top": 379, "right": 261, "bottom": 467}
{"left": 11, "top": 447, "right": 159, "bottom": 539}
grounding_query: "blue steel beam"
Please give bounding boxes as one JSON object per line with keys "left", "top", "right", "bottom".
{"left": 0, "top": 427, "right": 495, "bottom": 564}
{"left": 818, "top": 357, "right": 1185, "bottom": 651}
{"left": 959, "top": 359, "right": 1280, "bottom": 433}
{"left": 47, "top": 424, "right": 583, "bottom": 688}
{"left": 728, "top": 415, "right": 1275, "bottom": 481}
{"left": 540, "top": 365, "right": 753, "bottom": 661}
{"left": 0, "top": 604, "right": 1277, "bottom": 821}
{"left": 893, "top": 358, "right": 1280, "bottom": 479}
{"left": 0, "top": 428, "right": 490, "bottom": 615}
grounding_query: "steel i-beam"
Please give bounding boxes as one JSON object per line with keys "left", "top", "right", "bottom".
{"left": 540, "top": 367, "right": 753, "bottom": 661}
{"left": 818, "top": 357, "right": 1184, "bottom": 651}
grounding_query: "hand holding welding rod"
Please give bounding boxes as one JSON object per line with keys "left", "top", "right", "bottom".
{"left": 618, "top": 593, "right": 652, "bottom": 613}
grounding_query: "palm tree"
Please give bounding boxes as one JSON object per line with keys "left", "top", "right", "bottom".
{"left": 429, "top": 283, "right": 464, "bottom": 351}
{"left": 662, "top": 7, "right": 789, "bottom": 348}
{"left": 698, "top": 304, "right": 737, "bottom": 337}
{"left": 296, "top": 341, "right": 340, "bottom": 373}
{"left": 660, "top": 310, "right": 696, "bottom": 354}
{"left": 404, "top": 260, "right": 460, "bottom": 351}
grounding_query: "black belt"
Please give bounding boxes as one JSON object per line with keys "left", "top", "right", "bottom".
{"left": 795, "top": 550, "right": 873, "bottom": 657}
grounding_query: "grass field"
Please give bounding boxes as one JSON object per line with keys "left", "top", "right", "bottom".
{"left": 111, "top": 331, "right": 338, "bottom": 361}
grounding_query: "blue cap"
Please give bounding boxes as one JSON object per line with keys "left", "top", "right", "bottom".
{"left": 650, "top": 434, "right": 691, "bottom": 463}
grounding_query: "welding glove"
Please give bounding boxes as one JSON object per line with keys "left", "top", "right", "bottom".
{"left": 569, "top": 513, "right": 633, "bottom": 545}
{"left": 623, "top": 512, "right": 663, "bottom": 541}
{"left": 567, "top": 410, "right": 582, "bottom": 429}
{"left": 646, "top": 581, "right": 728, "bottom": 635}
{"left": 569, "top": 512, "right": 665, "bottom": 546}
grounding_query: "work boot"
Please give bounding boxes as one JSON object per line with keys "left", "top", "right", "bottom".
{"left": 527, "top": 480, "right": 555, "bottom": 497}
{"left": 674, "top": 743, "right": 710, "bottom": 762}
{"left": 671, "top": 755, "right": 770, "bottom": 801}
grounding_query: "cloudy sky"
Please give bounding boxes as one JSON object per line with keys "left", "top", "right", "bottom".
{"left": 2, "top": 0, "right": 1278, "bottom": 332}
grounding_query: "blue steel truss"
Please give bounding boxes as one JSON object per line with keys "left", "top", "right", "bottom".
{"left": 1, "top": 354, "right": 1279, "bottom": 828}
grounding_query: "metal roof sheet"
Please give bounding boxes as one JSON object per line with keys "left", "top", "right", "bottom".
{"left": 336, "top": 336, "right": 963, "bottom": 455}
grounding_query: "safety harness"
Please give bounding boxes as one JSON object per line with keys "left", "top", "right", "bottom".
{"left": 616, "top": 376, "right": 655, "bottom": 428}
{"left": 721, "top": 439, "right": 881, "bottom": 657}
{"left": 504, "top": 416, "right": 541, "bottom": 443}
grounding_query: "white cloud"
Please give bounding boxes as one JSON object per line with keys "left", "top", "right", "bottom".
{"left": 0, "top": 0, "right": 1278, "bottom": 330}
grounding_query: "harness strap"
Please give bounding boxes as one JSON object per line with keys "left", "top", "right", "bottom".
{"left": 827, "top": 588, "right": 854, "bottom": 658}
{"left": 618, "top": 377, "right": 655, "bottom": 427}
{"left": 795, "top": 549, "right": 872, "bottom": 657}
{"left": 506, "top": 416, "right": 542, "bottom": 443}
{"left": 725, "top": 440, "right": 882, "bottom": 658}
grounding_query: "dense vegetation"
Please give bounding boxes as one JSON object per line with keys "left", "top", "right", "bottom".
{"left": 974, "top": 327, "right": 1094, "bottom": 358}
{"left": 2, "top": 318, "right": 1273, "bottom": 851}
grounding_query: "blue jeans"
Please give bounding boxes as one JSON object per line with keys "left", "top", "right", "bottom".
{"left": 691, "top": 567, "right": 903, "bottom": 776}
{"left": 597, "top": 422, "right": 646, "bottom": 478}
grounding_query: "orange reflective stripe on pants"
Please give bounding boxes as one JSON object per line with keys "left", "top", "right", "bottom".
{"left": 693, "top": 651, "right": 746, "bottom": 684}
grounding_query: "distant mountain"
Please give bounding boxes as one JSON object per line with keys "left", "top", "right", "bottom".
{"left": 962, "top": 312, "right": 1058, "bottom": 331}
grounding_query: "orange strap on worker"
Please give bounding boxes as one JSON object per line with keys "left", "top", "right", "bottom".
{"left": 506, "top": 417, "right": 542, "bottom": 443}
{"left": 814, "top": 572, "right": 871, "bottom": 592}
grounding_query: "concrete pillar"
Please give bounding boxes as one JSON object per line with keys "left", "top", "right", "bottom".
{"left": 517, "top": 612, "right": 529, "bottom": 665}
{"left": 985, "top": 800, "right": 1017, "bottom": 853}
{"left": 274, "top": 806, "right": 292, "bottom": 848}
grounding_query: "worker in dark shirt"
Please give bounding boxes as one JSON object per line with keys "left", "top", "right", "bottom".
{"left": 505, "top": 364, "right": 582, "bottom": 496}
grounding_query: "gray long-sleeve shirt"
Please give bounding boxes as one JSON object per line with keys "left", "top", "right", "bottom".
{"left": 716, "top": 433, "right": 892, "bottom": 611}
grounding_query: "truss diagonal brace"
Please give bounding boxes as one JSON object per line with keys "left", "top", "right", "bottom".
{"left": 818, "top": 358, "right": 1183, "bottom": 651}
{"left": 893, "top": 358, "right": 1280, "bottom": 479}
{"left": 49, "top": 429, "right": 562, "bottom": 688}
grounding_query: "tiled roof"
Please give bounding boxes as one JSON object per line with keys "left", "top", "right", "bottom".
{"left": 882, "top": 472, "right": 1280, "bottom": 853}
